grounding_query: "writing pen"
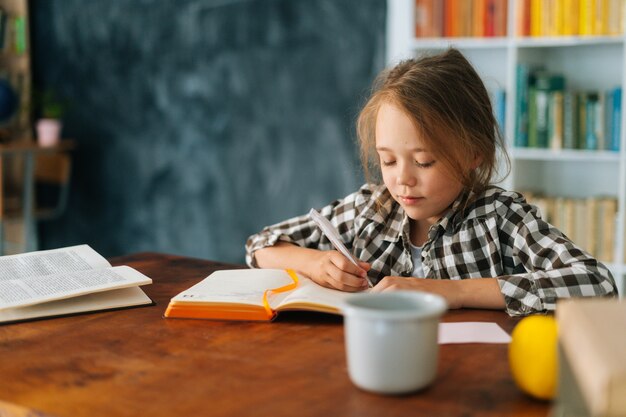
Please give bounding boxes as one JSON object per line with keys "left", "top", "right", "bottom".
{"left": 309, "top": 208, "right": 373, "bottom": 288}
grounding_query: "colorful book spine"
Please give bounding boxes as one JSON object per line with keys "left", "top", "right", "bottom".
{"left": 611, "top": 87, "right": 621, "bottom": 151}
{"left": 604, "top": 89, "right": 614, "bottom": 150}
{"left": 563, "top": 91, "right": 578, "bottom": 149}
{"left": 549, "top": 91, "right": 564, "bottom": 149}
{"left": 530, "top": 0, "right": 543, "bottom": 36}
{"left": 595, "top": 91, "right": 606, "bottom": 150}
{"left": 493, "top": 89, "right": 506, "bottom": 134}
{"left": 494, "top": 0, "right": 508, "bottom": 36}
{"left": 607, "top": 0, "right": 624, "bottom": 34}
{"left": 585, "top": 93, "right": 599, "bottom": 150}
{"left": 444, "top": 0, "right": 459, "bottom": 37}
{"left": 14, "top": 16, "right": 26, "bottom": 55}
{"left": 578, "top": 92, "right": 589, "bottom": 149}
{"left": 528, "top": 87, "right": 539, "bottom": 147}
{"left": 516, "top": 0, "right": 532, "bottom": 36}
{"left": 562, "top": 0, "right": 580, "bottom": 35}
{"left": 522, "top": 193, "right": 618, "bottom": 261}
{"left": 414, "top": 0, "right": 510, "bottom": 38}
{"left": 515, "top": 64, "right": 534, "bottom": 147}
{"left": 579, "top": 0, "right": 595, "bottom": 35}
{"left": 413, "top": 1, "right": 623, "bottom": 38}
{"left": 533, "top": 73, "right": 566, "bottom": 148}
{"left": 473, "top": 0, "right": 487, "bottom": 37}
{"left": 535, "top": 88, "right": 550, "bottom": 147}
{"left": 0, "top": 8, "right": 6, "bottom": 51}
{"left": 522, "top": 0, "right": 622, "bottom": 36}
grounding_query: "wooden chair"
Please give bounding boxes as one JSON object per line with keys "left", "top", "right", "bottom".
{"left": 33, "top": 152, "right": 72, "bottom": 221}
{"left": 0, "top": 147, "right": 72, "bottom": 255}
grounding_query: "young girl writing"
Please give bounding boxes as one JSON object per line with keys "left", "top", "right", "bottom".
{"left": 245, "top": 48, "right": 617, "bottom": 317}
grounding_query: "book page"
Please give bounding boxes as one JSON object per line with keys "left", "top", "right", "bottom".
{"left": 275, "top": 275, "right": 360, "bottom": 313}
{"left": 171, "top": 269, "right": 294, "bottom": 307}
{"left": 0, "top": 245, "right": 111, "bottom": 282}
{"left": 0, "top": 265, "right": 152, "bottom": 310}
{"left": 0, "top": 286, "right": 153, "bottom": 324}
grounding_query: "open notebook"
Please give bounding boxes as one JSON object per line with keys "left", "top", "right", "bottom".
{"left": 164, "top": 269, "right": 352, "bottom": 321}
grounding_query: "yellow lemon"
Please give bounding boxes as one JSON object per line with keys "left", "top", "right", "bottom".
{"left": 508, "top": 315, "right": 558, "bottom": 400}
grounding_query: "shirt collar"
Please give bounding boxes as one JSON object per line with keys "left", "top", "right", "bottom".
{"left": 436, "top": 188, "right": 475, "bottom": 233}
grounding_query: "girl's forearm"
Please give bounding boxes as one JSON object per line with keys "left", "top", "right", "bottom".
{"left": 253, "top": 242, "right": 321, "bottom": 277}
{"left": 456, "top": 278, "right": 506, "bottom": 310}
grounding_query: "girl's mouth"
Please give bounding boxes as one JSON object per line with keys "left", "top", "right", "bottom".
{"left": 398, "top": 195, "right": 424, "bottom": 205}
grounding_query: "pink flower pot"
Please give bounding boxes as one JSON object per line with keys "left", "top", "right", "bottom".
{"left": 36, "top": 118, "right": 62, "bottom": 147}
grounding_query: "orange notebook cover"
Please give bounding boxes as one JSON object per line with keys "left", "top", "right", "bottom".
{"left": 164, "top": 269, "right": 353, "bottom": 321}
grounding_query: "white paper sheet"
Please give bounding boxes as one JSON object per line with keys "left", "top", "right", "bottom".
{"left": 438, "top": 322, "right": 512, "bottom": 344}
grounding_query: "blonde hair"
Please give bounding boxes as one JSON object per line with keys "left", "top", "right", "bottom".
{"left": 357, "top": 48, "right": 509, "bottom": 194}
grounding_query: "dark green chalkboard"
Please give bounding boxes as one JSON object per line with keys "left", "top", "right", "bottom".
{"left": 31, "top": 0, "right": 386, "bottom": 263}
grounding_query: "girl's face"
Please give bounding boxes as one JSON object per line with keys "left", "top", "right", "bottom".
{"left": 375, "top": 102, "right": 464, "bottom": 226}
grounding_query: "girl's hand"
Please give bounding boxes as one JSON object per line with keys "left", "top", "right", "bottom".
{"left": 307, "top": 250, "right": 371, "bottom": 292}
{"left": 371, "top": 276, "right": 463, "bottom": 309}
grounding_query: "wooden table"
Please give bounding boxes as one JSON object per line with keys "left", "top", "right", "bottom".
{"left": 0, "top": 253, "right": 551, "bottom": 417}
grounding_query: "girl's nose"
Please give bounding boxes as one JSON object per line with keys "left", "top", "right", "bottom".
{"left": 396, "top": 163, "right": 417, "bottom": 187}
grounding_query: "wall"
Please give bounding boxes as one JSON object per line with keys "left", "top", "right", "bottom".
{"left": 31, "top": 0, "right": 386, "bottom": 263}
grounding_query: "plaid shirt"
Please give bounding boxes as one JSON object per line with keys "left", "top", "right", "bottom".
{"left": 246, "top": 184, "right": 618, "bottom": 316}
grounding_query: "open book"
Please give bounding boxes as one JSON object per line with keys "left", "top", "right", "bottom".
{"left": 164, "top": 268, "right": 353, "bottom": 321}
{"left": 0, "top": 245, "right": 153, "bottom": 324}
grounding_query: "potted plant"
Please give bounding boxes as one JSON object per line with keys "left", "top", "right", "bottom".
{"left": 36, "top": 90, "right": 65, "bottom": 147}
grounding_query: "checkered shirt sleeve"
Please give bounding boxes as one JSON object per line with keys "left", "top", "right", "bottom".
{"left": 245, "top": 186, "right": 370, "bottom": 268}
{"left": 493, "top": 194, "right": 617, "bottom": 316}
{"left": 425, "top": 188, "right": 618, "bottom": 316}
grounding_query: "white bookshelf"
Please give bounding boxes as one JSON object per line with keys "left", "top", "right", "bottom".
{"left": 386, "top": 0, "right": 626, "bottom": 295}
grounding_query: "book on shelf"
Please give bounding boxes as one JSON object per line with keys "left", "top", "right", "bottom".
{"left": 523, "top": 192, "right": 617, "bottom": 262}
{"left": 0, "top": 7, "right": 7, "bottom": 51}
{"left": 515, "top": 64, "right": 540, "bottom": 147}
{"left": 562, "top": 91, "right": 578, "bottom": 149}
{"left": 0, "top": 8, "right": 27, "bottom": 55}
{"left": 515, "top": 65, "right": 622, "bottom": 151}
{"left": 531, "top": 72, "right": 566, "bottom": 148}
{"left": 516, "top": 0, "right": 532, "bottom": 36}
{"left": 492, "top": 88, "right": 506, "bottom": 133}
{"left": 529, "top": 0, "right": 542, "bottom": 36}
{"left": 548, "top": 90, "right": 564, "bottom": 150}
{"left": 473, "top": 0, "right": 486, "bottom": 37}
{"left": 413, "top": 0, "right": 507, "bottom": 38}
{"left": 165, "top": 268, "right": 351, "bottom": 322}
{"left": 610, "top": 87, "right": 621, "bottom": 151}
{"left": 0, "top": 245, "right": 154, "bottom": 325}
{"left": 584, "top": 92, "right": 601, "bottom": 150}
{"left": 518, "top": 0, "right": 624, "bottom": 37}
{"left": 414, "top": 0, "right": 444, "bottom": 37}
{"left": 528, "top": 86, "right": 539, "bottom": 147}
{"left": 562, "top": 0, "right": 579, "bottom": 35}
{"left": 13, "top": 14, "right": 25, "bottom": 54}
{"left": 578, "top": 91, "right": 589, "bottom": 149}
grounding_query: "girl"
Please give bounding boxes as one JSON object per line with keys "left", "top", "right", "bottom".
{"left": 245, "top": 48, "right": 617, "bottom": 317}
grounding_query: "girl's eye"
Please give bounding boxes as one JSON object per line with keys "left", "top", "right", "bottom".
{"left": 415, "top": 160, "right": 435, "bottom": 168}
{"left": 381, "top": 160, "right": 396, "bottom": 166}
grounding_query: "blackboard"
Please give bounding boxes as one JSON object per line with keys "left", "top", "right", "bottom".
{"left": 31, "top": 0, "right": 386, "bottom": 263}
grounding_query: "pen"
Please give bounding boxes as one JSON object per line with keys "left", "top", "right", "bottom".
{"left": 309, "top": 208, "right": 373, "bottom": 288}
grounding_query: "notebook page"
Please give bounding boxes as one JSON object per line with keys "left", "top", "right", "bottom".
{"left": 171, "top": 269, "right": 295, "bottom": 307}
{"left": 276, "top": 274, "right": 357, "bottom": 312}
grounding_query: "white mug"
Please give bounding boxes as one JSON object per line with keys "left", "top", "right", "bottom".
{"left": 342, "top": 291, "right": 448, "bottom": 395}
